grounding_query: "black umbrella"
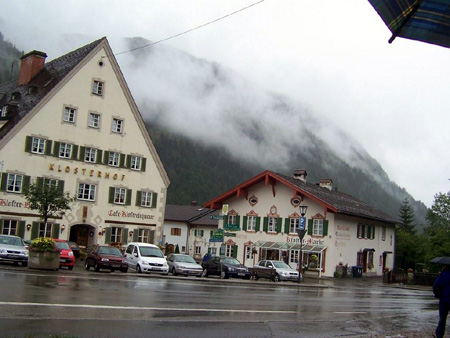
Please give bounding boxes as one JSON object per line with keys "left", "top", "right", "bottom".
{"left": 430, "top": 257, "right": 450, "bottom": 265}
{"left": 368, "top": 0, "right": 450, "bottom": 49}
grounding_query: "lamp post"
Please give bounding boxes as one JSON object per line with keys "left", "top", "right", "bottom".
{"left": 296, "top": 204, "right": 308, "bottom": 283}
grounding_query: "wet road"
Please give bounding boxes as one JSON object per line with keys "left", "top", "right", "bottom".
{"left": 0, "top": 266, "right": 439, "bottom": 337}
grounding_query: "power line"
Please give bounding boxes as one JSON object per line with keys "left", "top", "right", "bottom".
{"left": 115, "top": 0, "right": 265, "bottom": 56}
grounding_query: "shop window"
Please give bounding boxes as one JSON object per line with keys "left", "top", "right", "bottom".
{"left": 138, "top": 229, "right": 151, "bottom": 243}
{"left": 290, "top": 250, "right": 299, "bottom": 263}
{"left": 2, "top": 220, "right": 18, "bottom": 235}
{"left": 110, "top": 227, "right": 123, "bottom": 243}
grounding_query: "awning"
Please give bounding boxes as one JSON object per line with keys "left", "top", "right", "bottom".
{"left": 253, "top": 241, "right": 327, "bottom": 253}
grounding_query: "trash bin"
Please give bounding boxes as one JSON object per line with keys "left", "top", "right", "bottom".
{"left": 352, "top": 265, "right": 362, "bottom": 278}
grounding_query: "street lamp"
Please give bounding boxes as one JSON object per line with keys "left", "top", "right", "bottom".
{"left": 296, "top": 204, "right": 308, "bottom": 283}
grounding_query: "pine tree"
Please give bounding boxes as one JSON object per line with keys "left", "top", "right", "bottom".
{"left": 399, "top": 198, "right": 416, "bottom": 234}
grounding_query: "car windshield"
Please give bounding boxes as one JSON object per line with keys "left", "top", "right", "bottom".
{"left": 223, "top": 258, "right": 240, "bottom": 265}
{"left": 174, "top": 255, "right": 196, "bottom": 263}
{"left": 272, "top": 261, "right": 291, "bottom": 269}
{"left": 139, "top": 247, "right": 163, "bottom": 258}
{"left": 55, "top": 242, "right": 70, "bottom": 250}
{"left": 98, "top": 247, "right": 122, "bottom": 256}
{"left": 0, "top": 236, "right": 23, "bottom": 246}
{"left": 68, "top": 241, "right": 79, "bottom": 248}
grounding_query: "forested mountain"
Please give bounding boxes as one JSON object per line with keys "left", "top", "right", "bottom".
{"left": 0, "top": 34, "right": 428, "bottom": 227}
{"left": 0, "top": 33, "right": 22, "bottom": 83}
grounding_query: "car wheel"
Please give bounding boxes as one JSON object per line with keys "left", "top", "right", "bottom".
{"left": 22, "top": 262, "right": 28, "bottom": 268}
{"left": 202, "top": 268, "right": 208, "bottom": 277}
{"left": 68, "top": 266, "right": 73, "bottom": 271}
{"left": 220, "top": 271, "right": 228, "bottom": 279}
{"left": 136, "top": 264, "right": 142, "bottom": 273}
{"left": 254, "top": 274, "right": 259, "bottom": 281}
{"left": 85, "top": 261, "right": 90, "bottom": 270}
{"left": 94, "top": 263, "right": 100, "bottom": 272}
{"left": 274, "top": 274, "right": 280, "bottom": 282}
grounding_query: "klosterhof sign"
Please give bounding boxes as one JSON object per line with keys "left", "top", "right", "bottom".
{"left": 49, "top": 163, "right": 126, "bottom": 181}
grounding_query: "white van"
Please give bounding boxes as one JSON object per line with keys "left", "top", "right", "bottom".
{"left": 124, "top": 242, "right": 169, "bottom": 274}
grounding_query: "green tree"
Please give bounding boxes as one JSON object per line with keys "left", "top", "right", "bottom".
{"left": 23, "top": 180, "right": 75, "bottom": 225}
{"left": 423, "top": 191, "right": 450, "bottom": 272}
{"left": 399, "top": 198, "right": 416, "bottom": 234}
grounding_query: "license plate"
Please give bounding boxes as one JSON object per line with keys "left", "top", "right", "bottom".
{"left": 152, "top": 267, "right": 161, "bottom": 270}
{"left": 112, "top": 264, "right": 120, "bottom": 268}
{"left": 238, "top": 273, "right": 245, "bottom": 276}
{"left": 8, "top": 255, "right": 19, "bottom": 258}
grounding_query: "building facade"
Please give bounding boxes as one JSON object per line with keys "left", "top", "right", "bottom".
{"left": 0, "top": 38, "right": 170, "bottom": 248}
{"left": 203, "top": 170, "right": 398, "bottom": 278}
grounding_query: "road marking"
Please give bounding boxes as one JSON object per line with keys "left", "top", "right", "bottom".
{"left": 334, "top": 311, "right": 367, "bottom": 314}
{"left": 0, "top": 301, "right": 296, "bottom": 314}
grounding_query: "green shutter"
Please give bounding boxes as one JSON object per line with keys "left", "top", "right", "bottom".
{"left": 58, "top": 180, "right": 65, "bottom": 194}
{"left": 236, "top": 215, "right": 240, "bottom": 227}
{"left": 149, "top": 230, "right": 155, "bottom": 244}
{"left": 122, "top": 228, "right": 129, "bottom": 244}
{"left": 36, "top": 177, "right": 44, "bottom": 189}
{"left": 242, "top": 216, "right": 247, "bottom": 231}
{"left": 71, "top": 145, "right": 79, "bottom": 160}
{"left": 108, "top": 187, "right": 115, "bottom": 204}
{"left": 323, "top": 220, "right": 329, "bottom": 236}
{"left": 53, "top": 141, "right": 60, "bottom": 157}
{"left": 255, "top": 217, "right": 261, "bottom": 232}
{"left": 52, "top": 223, "right": 60, "bottom": 239}
{"left": 133, "top": 230, "right": 139, "bottom": 242}
{"left": 18, "top": 221, "right": 25, "bottom": 239}
{"left": 22, "top": 175, "right": 31, "bottom": 193}
{"left": 125, "top": 189, "right": 132, "bottom": 206}
{"left": 141, "top": 158, "right": 147, "bottom": 172}
{"left": 0, "top": 220, "right": 3, "bottom": 234}
{"left": 105, "top": 227, "right": 112, "bottom": 244}
{"left": 0, "top": 173, "right": 7, "bottom": 191}
{"left": 45, "top": 140, "right": 52, "bottom": 156}
{"left": 125, "top": 155, "right": 131, "bottom": 169}
{"left": 276, "top": 217, "right": 282, "bottom": 233}
{"left": 136, "top": 191, "right": 142, "bottom": 206}
{"left": 103, "top": 151, "right": 109, "bottom": 165}
{"left": 151, "top": 193, "right": 157, "bottom": 208}
{"left": 79, "top": 146, "right": 86, "bottom": 161}
{"left": 119, "top": 154, "right": 125, "bottom": 168}
{"left": 357, "top": 223, "right": 360, "bottom": 238}
{"left": 194, "top": 229, "right": 198, "bottom": 236}
{"left": 25, "top": 136, "right": 32, "bottom": 153}
{"left": 307, "top": 219, "right": 313, "bottom": 235}
{"left": 31, "top": 222, "right": 39, "bottom": 240}
{"left": 284, "top": 218, "right": 290, "bottom": 234}
{"left": 263, "top": 217, "right": 268, "bottom": 232}
{"left": 231, "top": 245, "right": 238, "bottom": 258}
{"left": 97, "top": 149, "right": 103, "bottom": 164}
{"left": 210, "top": 230, "right": 214, "bottom": 237}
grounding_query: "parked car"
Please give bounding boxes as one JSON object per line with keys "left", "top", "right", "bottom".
{"left": 124, "top": 242, "right": 168, "bottom": 274}
{"left": 85, "top": 245, "right": 128, "bottom": 273}
{"left": 167, "top": 254, "right": 203, "bottom": 277}
{"left": 201, "top": 256, "right": 251, "bottom": 279}
{"left": 67, "top": 241, "right": 80, "bottom": 258}
{"left": 54, "top": 239, "right": 75, "bottom": 270}
{"left": 257, "top": 260, "right": 299, "bottom": 282}
{"left": 0, "top": 235, "right": 28, "bottom": 267}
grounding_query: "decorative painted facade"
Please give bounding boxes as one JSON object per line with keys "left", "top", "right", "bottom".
{"left": 203, "top": 170, "right": 398, "bottom": 278}
{"left": 0, "top": 38, "right": 170, "bottom": 249}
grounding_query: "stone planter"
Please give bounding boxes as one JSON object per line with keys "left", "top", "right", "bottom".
{"left": 28, "top": 251, "right": 60, "bottom": 270}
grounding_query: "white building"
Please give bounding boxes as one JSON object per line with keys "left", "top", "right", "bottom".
{"left": 163, "top": 204, "right": 219, "bottom": 261}
{"left": 0, "top": 38, "right": 170, "bottom": 248}
{"left": 203, "top": 170, "right": 398, "bottom": 278}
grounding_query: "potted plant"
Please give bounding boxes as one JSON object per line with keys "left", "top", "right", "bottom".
{"left": 309, "top": 254, "right": 318, "bottom": 269}
{"left": 28, "top": 237, "right": 60, "bottom": 270}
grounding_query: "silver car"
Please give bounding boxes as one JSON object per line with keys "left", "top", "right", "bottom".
{"left": 258, "top": 260, "right": 299, "bottom": 282}
{"left": 167, "top": 254, "right": 203, "bottom": 277}
{"left": 0, "top": 235, "right": 28, "bottom": 267}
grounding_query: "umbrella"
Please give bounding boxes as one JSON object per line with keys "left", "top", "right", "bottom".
{"left": 368, "top": 0, "right": 450, "bottom": 49}
{"left": 430, "top": 257, "right": 450, "bottom": 265}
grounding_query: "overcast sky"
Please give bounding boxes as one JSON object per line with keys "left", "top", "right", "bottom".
{"left": 1, "top": 0, "right": 449, "bottom": 207}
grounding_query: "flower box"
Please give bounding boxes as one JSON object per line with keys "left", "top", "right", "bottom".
{"left": 28, "top": 251, "right": 60, "bottom": 270}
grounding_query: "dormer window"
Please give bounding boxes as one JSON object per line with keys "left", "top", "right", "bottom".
{"left": 1, "top": 106, "right": 8, "bottom": 118}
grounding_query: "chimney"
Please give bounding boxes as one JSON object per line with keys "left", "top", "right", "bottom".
{"left": 319, "top": 179, "right": 333, "bottom": 191}
{"left": 18, "top": 50, "right": 47, "bottom": 85}
{"left": 293, "top": 169, "right": 307, "bottom": 183}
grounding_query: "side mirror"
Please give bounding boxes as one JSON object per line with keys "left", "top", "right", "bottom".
{"left": 133, "top": 252, "right": 138, "bottom": 257}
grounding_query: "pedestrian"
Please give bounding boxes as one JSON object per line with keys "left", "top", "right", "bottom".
{"left": 433, "top": 264, "right": 450, "bottom": 338}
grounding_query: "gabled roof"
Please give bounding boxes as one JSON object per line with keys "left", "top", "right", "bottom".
{"left": 165, "top": 204, "right": 217, "bottom": 224}
{"left": 203, "top": 170, "right": 399, "bottom": 224}
{"left": 0, "top": 37, "right": 170, "bottom": 187}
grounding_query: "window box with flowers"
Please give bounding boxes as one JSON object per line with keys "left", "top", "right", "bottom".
{"left": 28, "top": 237, "right": 60, "bottom": 270}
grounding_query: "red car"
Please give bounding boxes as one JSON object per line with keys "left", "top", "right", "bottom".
{"left": 54, "top": 239, "right": 75, "bottom": 270}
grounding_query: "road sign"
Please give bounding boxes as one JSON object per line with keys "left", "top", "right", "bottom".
{"left": 224, "top": 224, "right": 241, "bottom": 231}
{"left": 299, "top": 217, "right": 306, "bottom": 230}
{"left": 224, "top": 232, "right": 236, "bottom": 237}
{"left": 222, "top": 204, "right": 229, "bottom": 215}
{"left": 210, "top": 215, "right": 225, "bottom": 220}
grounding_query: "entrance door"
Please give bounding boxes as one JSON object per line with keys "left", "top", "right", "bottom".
{"left": 69, "top": 224, "right": 94, "bottom": 248}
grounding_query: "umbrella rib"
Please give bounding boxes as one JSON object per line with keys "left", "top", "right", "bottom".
{"left": 389, "top": 0, "right": 425, "bottom": 44}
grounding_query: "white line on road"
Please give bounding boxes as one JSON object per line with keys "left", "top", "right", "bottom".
{"left": 333, "top": 311, "right": 367, "bottom": 314}
{"left": 0, "top": 301, "right": 297, "bottom": 314}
